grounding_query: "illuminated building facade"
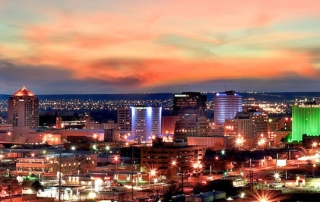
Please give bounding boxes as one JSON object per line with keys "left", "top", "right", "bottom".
{"left": 173, "top": 92, "right": 207, "bottom": 118}
{"left": 292, "top": 103, "right": 320, "bottom": 141}
{"left": 214, "top": 91, "right": 242, "bottom": 125}
{"left": 131, "top": 106, "right": 162, "bottom": 142}
{"left": 8, "top": 87, "right": 39, "bottom": 128}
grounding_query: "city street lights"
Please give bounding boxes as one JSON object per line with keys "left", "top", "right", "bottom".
{"left": 236, "top": 135, "right": 244, "bottom": 150}
{"left": 114, "top": 156, "right": 119, "bottom": 180}
{"left": 313, "top": 142, "right": 318, "bottom": 150}
{"left": 149, "top": 169, "right": 156, "bottom": 187}
{"left": 274, "top": 172, "right": 280, "bottom": 183}
{"left": 93, "top": 134, "right": 98, "bottom": 143}
{"left": 171, "top": 160, "right": 177, "bottom": 180}
{"left": 258, "top": 138, "right": 266, "bottom": 149}
{"left": 193, "top": 161, "right": 203, "bottom": 184}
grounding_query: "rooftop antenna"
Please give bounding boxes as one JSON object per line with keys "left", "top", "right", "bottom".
{"left": 225, "top": 84, "right": 227, "bottom": 92}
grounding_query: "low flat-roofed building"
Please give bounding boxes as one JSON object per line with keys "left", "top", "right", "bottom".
{"left": 187, "top": 136, "right": 227, "bottom": 150}
{"left": 16, "top": 152, "right": 97, "bottom": 174}
{"left": 140, "top": 139, "right": 205, "bottom": 180}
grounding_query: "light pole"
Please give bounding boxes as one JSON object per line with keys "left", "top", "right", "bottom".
{"left": 149, "top": 169, "right": 156, "bottom": 187}
{"left": 313, "top": 164, "right": 316, "bottom": 176}
{"left": 114, "top": 156, "right": 119, "bottom": 180}
{"left": 193, "top": 161, "right": 203, "bottom": 184}
{"left": 171, "top": 160, "right": 177, "bottom": 180}
{"left": 236, "top": 135, "right": 244, "bottom": 150}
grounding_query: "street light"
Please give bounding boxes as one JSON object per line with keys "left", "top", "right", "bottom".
{"left": 193, "top": 161, "right": 203, "bottom": 184}
{"left": 114, "top": 156, "right": 119, "bottom": 180}
{"left": 171, "top": 160, "right": 177, "bottom": 181}
{"left": 93, "top": 134, "right": 98, "bottom": 143}
{"left": 149, "top": 169, "right": 156, "bottom": 187}
{"left": 313, "top": 142, "right": 318, "bottom": 150}
{"left": 236, "top": 135, "right": 244, "bottom": 150}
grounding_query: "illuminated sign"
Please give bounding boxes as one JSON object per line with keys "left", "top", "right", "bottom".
{"left": 276, "top": 159, "right": 286, "bottom": 167}
{"left": 174, "top": 95, "right": 187, "bottom": 97}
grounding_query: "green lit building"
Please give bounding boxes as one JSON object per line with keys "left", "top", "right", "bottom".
{"left": 292, "top": 103, "right": 320, "bottom": 142}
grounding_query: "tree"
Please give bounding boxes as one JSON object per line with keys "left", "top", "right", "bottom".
{"left": 30, "top": 180, "right": 44, "bottom": 195}
{"left": 162, "top": 180, "right": 181, "bottom": 201}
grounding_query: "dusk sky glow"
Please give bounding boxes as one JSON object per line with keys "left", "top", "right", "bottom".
{"left": 1, "top": 0, "right": 320, "bottom": 94}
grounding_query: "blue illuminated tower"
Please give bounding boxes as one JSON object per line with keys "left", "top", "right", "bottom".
{"left": 214, "top": 91, "right": 242, "bottom": 125}
{"left": 130, "top": 106, "right": 162, "bottom": 143}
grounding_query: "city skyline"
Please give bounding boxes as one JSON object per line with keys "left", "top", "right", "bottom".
{"left": 1, "top": 0, "right": 320, "bottom": 94}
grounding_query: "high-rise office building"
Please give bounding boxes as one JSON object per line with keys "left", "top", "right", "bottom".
{"left": 173, "top": 92, "right": 207, "bottom": 118}
{"left": 214, "top": 91, "right": 242, "bottom": 125}
{"left": 117, "top": 107, "right": 132, "bottom": 131}
{"left": 130, "top": 106, "right": 162, "bottom": 143}
{"left": 292, "top": 102, "right": 320, "bottom": 142}
{"left": 252, "top": 111, "right": 268, "bottom": 140}
{"left": 8, "top": 87, "right": 39, "bottom": 128}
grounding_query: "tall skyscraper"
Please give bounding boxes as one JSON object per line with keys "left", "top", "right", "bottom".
{"left": 173, "top": 92, "right": 207, "bottom": 118}
{"left": 214, "top": 90, "right": 242, "bottom": 125}
{"left": 292, "top": 102, "right": 320, "bottom": 142}
{"left": 8, "top": 87, "right": 39, "bottom": 128}
{"left": 130, "top": 106, "right": 162, "bottom": 143}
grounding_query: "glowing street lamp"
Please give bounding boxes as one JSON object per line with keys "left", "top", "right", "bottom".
{"left": 114, "top": 156, "right": 119, "bottom": 180}
{"left": 93, "top": 134, "right": 98, "bottom": 143}
{"left": 313, "top": 142, "right": 318, "bottom": 150}
{"left": 149, "top": 169, "right": 156, "bottom": 186}
{"left": 258, "top": 138, "right": 266, "bottom": 148}
{"left": 193, "top": 161, "right": 203, "bottom": 184}
{"left": 236, "top": 135, "right": 244, "bottom": 150}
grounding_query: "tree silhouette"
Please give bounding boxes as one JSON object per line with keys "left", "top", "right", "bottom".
{"left": 31, "top": 180, "right": 44, "bottom": 195}
{"left": 162, "top": 180, "right": 181, "bottom": 201}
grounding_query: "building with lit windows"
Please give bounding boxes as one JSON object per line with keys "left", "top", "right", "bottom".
{"left": 174, "top": 117, "right": 210, "bottom": 141}
{"left": 292, "top": 102, "right": 320, "bottom": 142}
{"left": 117, "top": 107, "right": 132, "bottom": 131}
{"left": 130, "top": 106, "right": 162, "bottom": 143}
{"left": 252, "top": 111, "right": 268, "bottom": 140}
{"left": 140, "top": 139, "right": 205, "bottom": 179}
{"left": 173, "top": 92, "right": 207, "bottom": 118}
{"left": 8, "top": 87, "right": 39, "bottom": 128}
{"left": 214, "top": 91, "right": 242, "bottom": 125}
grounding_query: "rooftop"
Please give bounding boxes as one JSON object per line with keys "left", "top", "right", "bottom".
{"left": 13, "top": 86, "right": 35, "bottom": 97}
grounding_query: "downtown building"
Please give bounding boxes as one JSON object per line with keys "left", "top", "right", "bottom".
{"left": 172, "top": 92, "right": 209, "bottom": 141}
{"left": 214, "top": 91, "right": 242, "bottom": 125}
{"left": 130, "top": 106, "right": 162, "bottom": 143}
{"left": 292, "top": 102, "right": 320, "bottom": 142}
{"left": 172, "top": 92, "right": 207, "bottom": 118}
{"left": 8, "top": 87, "right": 39, "bottom": 128}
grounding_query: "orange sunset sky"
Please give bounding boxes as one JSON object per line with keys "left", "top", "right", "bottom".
{"left": 0, "top": 0, "right": 320, "bottom": 94}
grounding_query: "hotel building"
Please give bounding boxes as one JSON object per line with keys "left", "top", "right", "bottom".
{"left": 8, "top": 87, "right": 39, "bottom": 128}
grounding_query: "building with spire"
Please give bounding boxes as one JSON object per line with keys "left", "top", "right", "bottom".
{"left": 8, "top": 87, "right": 39, "bottom": 128}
